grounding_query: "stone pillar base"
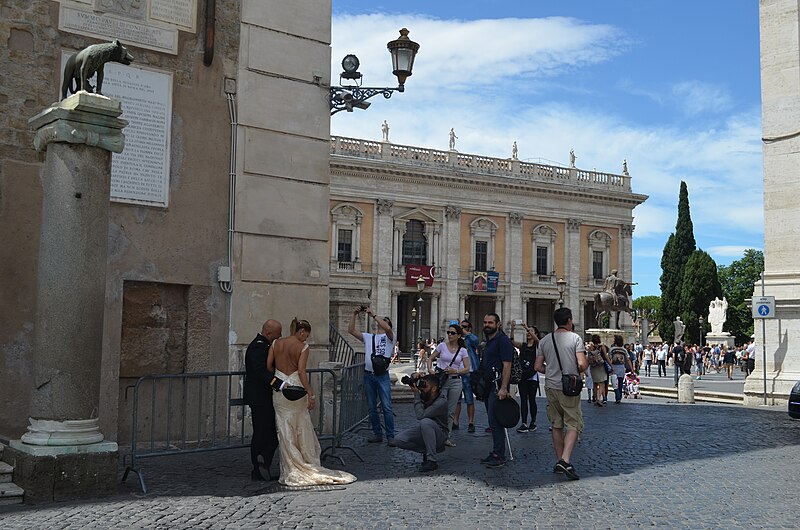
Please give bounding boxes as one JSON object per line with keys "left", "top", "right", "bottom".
{"left": 678, "top": 374, "right": 695, "bottom": 403}
{"left": 705, "top": 333, "right": 735, "bottom": 349}
{"left": 5, "top": 440, "right": 118, "bottom": 503}
{"left": 743, "top": 370, "right": 800, "bottom": 406}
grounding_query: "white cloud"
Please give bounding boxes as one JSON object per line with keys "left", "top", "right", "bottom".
{"left": 672, "top": 81, "right": 733, "bottom": 115}
{"left": 707, "top": 245, "right": 763, "bottom": 258}
{"left": 332, "top": 14, "right": 628, "bottom": 91}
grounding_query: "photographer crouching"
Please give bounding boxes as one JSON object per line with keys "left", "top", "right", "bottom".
{"left": 392, "top": 373, "right": 449, "bottom": 472}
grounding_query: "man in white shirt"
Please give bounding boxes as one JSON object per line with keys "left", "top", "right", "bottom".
{"left": 349, "top": 306, "right": 396, "bottom": 445}
{"left": 746, "top": 341, "right": 756, "bottom": 375}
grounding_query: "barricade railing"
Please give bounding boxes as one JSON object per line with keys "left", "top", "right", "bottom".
{"left": 329, "top": 323, "right": 357, "bottom": 365}
{"left": 321, "top": 361, "right": 368, "bottom": 464}
{"left": 122, "top": 368, "right": 336, "bottom": 493}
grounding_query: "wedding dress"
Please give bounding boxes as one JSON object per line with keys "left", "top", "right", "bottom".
{"left": 273, "top": 369, "right": 357, "bottom": 486}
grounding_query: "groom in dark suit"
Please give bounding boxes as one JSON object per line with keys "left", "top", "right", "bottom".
{"left": 244, "top": 319, "right": 283, "bottom": 481}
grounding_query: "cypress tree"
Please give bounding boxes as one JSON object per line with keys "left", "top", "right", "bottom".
{"left": 659, "top": 181, "right": 697, "bottom": 342}
{"left": 679, "top": 249, "right": 722, "bottom": 344}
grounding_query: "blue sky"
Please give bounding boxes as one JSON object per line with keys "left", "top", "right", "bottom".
{"left": 330, "top": 1, "right": 764, "bottom": 297}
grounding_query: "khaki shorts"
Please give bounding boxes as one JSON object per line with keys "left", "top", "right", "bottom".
{"left": 545, "top": 387, "right": 584, "bottom": 433}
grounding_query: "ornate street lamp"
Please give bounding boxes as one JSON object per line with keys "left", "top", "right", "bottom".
{"left": 330, "top": 28, "right": 420, "bottom": 115}
{"left": 416, "top": 275, "right": 426, "bottom": 341}
{"left": 699, "top": 315, "right": 705, "bottom": 348}
{"left": 556, "top": 277, "right": 567, "bottom": 308}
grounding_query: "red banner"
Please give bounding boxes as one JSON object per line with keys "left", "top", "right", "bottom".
{"left": 405, "top": 265, "right": 435, "bottom": 287}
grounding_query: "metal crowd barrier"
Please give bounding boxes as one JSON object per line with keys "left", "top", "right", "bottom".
{"left": 320, "top": 361, "right": 368, "bottom": 464}
{"left": 122, "top": 368, "right": 336, "bottom": 493}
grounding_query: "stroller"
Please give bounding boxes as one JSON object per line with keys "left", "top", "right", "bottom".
{"left": 623, "top": 372, "right": 641, "bottom": 399}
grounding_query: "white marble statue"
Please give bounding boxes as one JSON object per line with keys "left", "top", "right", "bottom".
{"left": 673, "top": 316, "right": 685, "bottom": 343}
{"left": 708, "top": 296, "right": 728, "bottom": 334}
{"left": 449, "top": 128, "right": 458, "bottom": 150}
{"left": 381, "top": 120, "right": 389, "bottom": 142}
{"left": 512, "top": 141, "right": 518, "bottom": 160}
{"left": 623, "top": 159, "right": 629, "bottom": 175}
{"left": 569, "top": 148, "right": 576, "bottom": 168}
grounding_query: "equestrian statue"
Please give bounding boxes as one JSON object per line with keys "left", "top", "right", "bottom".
{"left": 594, "top": 269, "right": 636, "bottom": 329}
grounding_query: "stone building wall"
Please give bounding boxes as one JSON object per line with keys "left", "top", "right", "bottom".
{"left": 0, "top": 0, "right": 242, "bottom": 441}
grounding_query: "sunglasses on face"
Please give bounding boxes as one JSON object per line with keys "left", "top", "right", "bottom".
{"left": 446, "top": 330, "right": 458, "bottom": 335}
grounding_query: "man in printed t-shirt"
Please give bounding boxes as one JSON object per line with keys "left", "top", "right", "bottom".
{"left": 349, "top": 306, "right": 396, "bottom": 445}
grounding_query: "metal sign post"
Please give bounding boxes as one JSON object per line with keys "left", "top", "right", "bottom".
{"left": 752, "top": 274, "right": 776, "bottom": 405}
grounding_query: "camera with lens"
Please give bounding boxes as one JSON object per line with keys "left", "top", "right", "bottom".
{"left": 401, "top": 374, "right": 425, "bottom": 388}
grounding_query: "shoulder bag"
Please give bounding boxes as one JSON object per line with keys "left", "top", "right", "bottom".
{"left": 370, "top": 334, "right": 391, "bottom": 376}
{"left": 551, "top": 333, "right": 583, "bottom": 397}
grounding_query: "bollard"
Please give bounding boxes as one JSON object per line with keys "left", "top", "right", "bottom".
{"left": 677, "top": 374, "right": 695, "bottom": 403}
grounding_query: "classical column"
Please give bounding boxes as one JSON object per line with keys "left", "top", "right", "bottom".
{"left": 390, "top": 290, "right": 399, "bottom": 338}
{"left": 507, "top": 212, "right": 524, "bottom": 322}
{"left": 375, "top": 199, "right": 395, "bottom": 317}
{"left": 429, "top": 293, "right": 440, "bottom": 339}
{"left": 10, "top": 93, "right": 126, "bottom": 500}
{"left": 565, "top": 218, "right": 582, "bottom": 314}
{"left": 745, "top": 0, "right": 800, "bottom": 405}
{"left": 619, "top": 224, "right": 635, "bottom": 330}
{"left": 444, "top": 206, "right": 462, "bottom": 323}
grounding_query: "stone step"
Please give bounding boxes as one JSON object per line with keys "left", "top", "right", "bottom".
{"left": 640, "top": 385, "right": 744, "bottom": 405}
{"left": 0, "top": 482, "right": 24, "bottom": 506}
{"left": 0, "top": 461, "right": 13, "bottom": 483}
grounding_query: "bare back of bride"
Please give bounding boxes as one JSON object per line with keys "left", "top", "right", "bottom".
{"left": 267, "top": 318, "right": 357, "bottom": 486}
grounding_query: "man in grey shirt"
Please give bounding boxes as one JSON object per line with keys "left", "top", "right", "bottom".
{"left": 535, "top": 307, "right": 588, "bottom": 481}
{"left": 392, "top": 374, "right": 448, "bottom": 472}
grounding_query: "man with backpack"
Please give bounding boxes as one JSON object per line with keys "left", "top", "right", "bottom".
{"left": 608, "top": 335, "right": 633, "bottom": 403}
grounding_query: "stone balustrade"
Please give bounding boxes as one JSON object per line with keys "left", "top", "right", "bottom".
{"left": 330, "top": 136, "right": 632, "bottom": 192}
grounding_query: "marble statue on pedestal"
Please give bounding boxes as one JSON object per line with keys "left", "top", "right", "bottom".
{"left": 708, "top": 297, "right": 728, "bottom": 334}
{"left": 449, "top": 128, "right": 458, "bottom": 150}
{"left": 381, "top": 120, "right": 389, "bottom": 142}
{"left": 673, "top": 316, "right": 685, "bottom": 343}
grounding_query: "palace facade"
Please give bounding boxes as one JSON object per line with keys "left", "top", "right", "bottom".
{"left": 329, "top": 136, "right": 648, "bottom": 351}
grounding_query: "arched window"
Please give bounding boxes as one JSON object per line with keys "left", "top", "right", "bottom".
{"left": 402, "top": 220, "right": 427, "bottom": 265}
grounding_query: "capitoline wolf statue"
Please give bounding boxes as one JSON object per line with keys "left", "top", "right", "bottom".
{"left": 61, "top": 39, "right": 134, "bottom": 100}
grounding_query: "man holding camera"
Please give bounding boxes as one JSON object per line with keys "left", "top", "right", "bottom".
{"left": 348, "top": 305, "right": 396, "bottom": 445}
{"left": 393, "top": 373, "right": 449, "bottom": 472}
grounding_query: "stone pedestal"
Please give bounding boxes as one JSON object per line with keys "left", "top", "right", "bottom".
{"left": 677, "top": 374, "right": 695, "bottom": 403}
{"left": 705, "top": 333, "right": 735, "bottom": 349}
{"left": 11, "top": 93, "right": 127, "bottom": 502}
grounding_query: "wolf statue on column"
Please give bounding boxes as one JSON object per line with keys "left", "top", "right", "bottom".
{"left": 61, "top": 39, "right": 134, "bottom": 100}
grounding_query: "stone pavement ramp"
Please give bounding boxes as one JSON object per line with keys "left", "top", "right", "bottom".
{"left": 1, "top": 397, "right": 798, "bottom": 528}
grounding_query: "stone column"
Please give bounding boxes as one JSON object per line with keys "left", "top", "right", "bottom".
{"left": 565, "top": 218, "right": 582, "bottom": 312}
{"left": 375, "top": 200, "right": 394, "bottom": 317}
{"left": 745, "top": 0, "right": 800, "bottom": 405}
{"left": 444, "top": 206, "right": 462, "bottom": 323}
{"left": 429, "top": 293, "right": 439, "bottom": 339}
{"left": 8, "top": 93, "right": 126, "bottom": 501}
{"left": 507, "top": 213, "right": 524, "bottom": 321}
{"left": 619, "top": 224, "right": 635, "bottom": 331}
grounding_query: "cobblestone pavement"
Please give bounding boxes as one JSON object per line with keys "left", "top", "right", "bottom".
{"left": 2, "top": 396, "right": 798, "bottom": 529}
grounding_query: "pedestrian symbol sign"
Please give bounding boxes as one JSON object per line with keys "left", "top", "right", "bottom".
{"left": 752, "top": 296, "right": 775, "bottom": 319}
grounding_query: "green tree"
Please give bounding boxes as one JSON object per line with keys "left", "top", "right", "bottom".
{"left": 679, "top": 249, "right": 722, "bottom": 344}
{"left": 718, "top": 249, "right": 764, "bottom": 344}
{"left": 632, "top": 295, "right": 661, "bottom": 337}
{"left": 659, "top": 182, "right": 697, "bottom": 340}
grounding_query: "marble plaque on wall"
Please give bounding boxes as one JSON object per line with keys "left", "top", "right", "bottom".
{"left": 149, "top": 0, "right": 197, "bottom": 32}
{"left": 59, "top": 4, "right": 179, "bottom": 54}
{"left": 60, "top": 52, "right": 173, "bottom": 207}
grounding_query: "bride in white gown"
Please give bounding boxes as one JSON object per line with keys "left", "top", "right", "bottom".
{"left": 267, "top": 318, "right": 357, "bottom": 487}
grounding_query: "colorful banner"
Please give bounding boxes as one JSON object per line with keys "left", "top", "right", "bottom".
{"left": 487, "top": 271, "right": 499, "bottom": 293}
{"left": 472, "top": 271, "right": 488, "bottom": 292}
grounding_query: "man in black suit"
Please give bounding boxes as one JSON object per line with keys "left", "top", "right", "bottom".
{"left": 244, "top": 319, "right": 283, "bottom": 481}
